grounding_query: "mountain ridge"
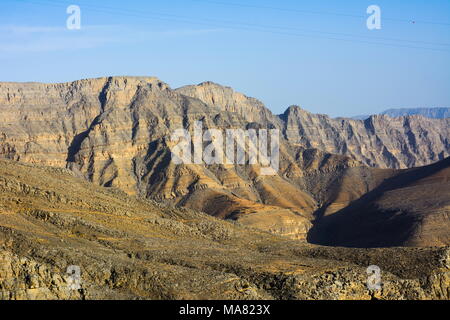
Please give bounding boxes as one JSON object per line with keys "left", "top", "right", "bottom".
{"left": 352, "top": 107, "right": 450, "bottom": 120}
{"left": 1, "top": 76, "right": 449, "bottom": 245}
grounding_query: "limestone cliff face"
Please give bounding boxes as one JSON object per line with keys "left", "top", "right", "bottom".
{"left": 280, "top": 106, "right": 450, "bottom": 169}
{"left": 0, "top": 77, "right": 168, "bottom": 163}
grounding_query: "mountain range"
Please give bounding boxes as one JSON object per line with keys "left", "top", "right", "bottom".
{"left": 0, "top": 76, "right": 449, "bottom": 244}
{"left": 0, "top": 76, "right": 449, "bottom": 299}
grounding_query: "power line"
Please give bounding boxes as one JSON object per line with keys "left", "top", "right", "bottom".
{"left": 191, "top": 0, "right": 450, "bottom": 27}
{"left": 16, "top": 0, "right": 450, "bottom": 52}
{"left": 60, "top": 0, "right": 450, "bottom": 48}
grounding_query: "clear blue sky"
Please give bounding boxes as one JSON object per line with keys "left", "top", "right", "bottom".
{"left": 1, "top": 0, "right": 449, "bottom": 117}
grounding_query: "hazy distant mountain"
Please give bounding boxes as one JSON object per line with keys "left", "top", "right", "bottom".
{"left": 349, "top": 114, "right": 370, "bottom": 120}
{"left": 353, "top": 107, "right": 450, "bottom": 120}
{"left": 381, "top": 107, "right": 450, "bottom": 118}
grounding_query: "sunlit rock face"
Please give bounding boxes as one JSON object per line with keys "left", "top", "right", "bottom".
{"left": 280, "top": 106, "right": 450, "bottom": 169}
{"left": 0, "top": 77, "right": 449, "bottom": 243}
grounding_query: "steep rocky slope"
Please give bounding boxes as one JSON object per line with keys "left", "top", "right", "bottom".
{"left": 309, "top": 157, "right": 450, "bottom": 247}
{"left": 0, "top": 159, "right": 449, "bottom": 300}
{"left": 175, "top": 81, "right": 280, "bottom": 125}
{"left": 177, "top": 82, "right": 450, "bottom": 169}
{"left": 280, "top": 106, "right": 450, "bottom": 169}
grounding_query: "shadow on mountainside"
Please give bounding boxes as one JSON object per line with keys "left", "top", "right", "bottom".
{"left": 307, "top": 157, "right": 450, "bottom": 248}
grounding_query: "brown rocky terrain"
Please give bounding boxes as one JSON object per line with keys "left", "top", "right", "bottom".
{"left": 0, "top": 159, "right": 449, "bottom": 300}
{"left": 309, "top": 157, "right": 450, "bottom": 247}
{"left": 0, "top": 77, "right": 357, "bottom": 240}
{"left": 177, "top": 82, "right": 450, "bottom": 168}
{"left": 0, "top": 77, "right": 448, "bottom": 245}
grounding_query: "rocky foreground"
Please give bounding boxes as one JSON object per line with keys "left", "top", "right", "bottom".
{"left": 0, "top": 159, "right": 449, "bottom": 300}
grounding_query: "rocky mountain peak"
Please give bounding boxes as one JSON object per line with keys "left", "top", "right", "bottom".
{"left": 281, "top": 105, "right": 310, "bottom": 117}
{"left": 175, "top": 81, "right": 274, "bottom": 123}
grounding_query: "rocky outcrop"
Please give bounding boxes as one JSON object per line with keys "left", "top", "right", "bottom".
{"left": 0, "top": 251, "right": 83, "bottom": 300}
{"left": 175, "top": 81, "right": 281, "bottom": 125}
